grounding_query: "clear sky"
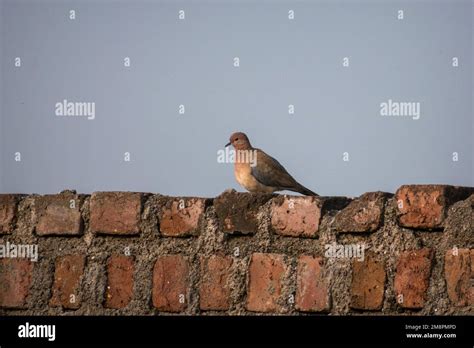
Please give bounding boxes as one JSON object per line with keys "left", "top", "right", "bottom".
{"left": 1, "top": 0, "right": 472, "bottom": 197}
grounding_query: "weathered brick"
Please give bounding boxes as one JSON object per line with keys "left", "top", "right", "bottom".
{"left": 270, "top": 196, "right": 322, "bottom": 238}
{"left": 199, "top": 255, "right": 233, "bottom": 311}
{"left": 246, "top": 253, "right": 287, "bottom": 313}
{"left": 104, "top": 255, "right": 134, "bottom": 309}
{"left": 334, "top": 192, "right": 390, "bottom": 233}
{"left": 159, "top": 197, "right": 207, "bottom": 237}
{"left": 50, "top": 255, "right": 85, "bottom": 309}
{"left": 394, "top": 248, "right": 433, "bottom": 309}
{"left": 90, "top": 192, "right": 142, "bottom": 235}
{"left": 469, "top": 249, "right": 474, "bottom": 304}
{"left": 350, "top": 253, "right": 386, "bottom": 310}
{"left": 471, "top": 250, "right": 474, "bottom": 305}
{"left": 295, "top": 255, "right": 330, "bottom": 312}
{"left": 0, "top": 259, "right": 33, "bottom": 308}
{"left": 152, "top": 255, "right": 189, "bottom": 312}
{"left": 396, "top": 185, "right": 474, "bottom": 230}
{"left": 33, "top": 193, "right": 84, "bottom": 236}
{"left": 444, "top": 248, "right": 472, "bottom": 306}
{"left": 214, "top": 190, "right": 273, "bottom": 235}
{"left": 0, "top": 194, "right": 21, "bottom": 234}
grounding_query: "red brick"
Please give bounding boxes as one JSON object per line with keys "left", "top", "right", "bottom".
{"left": 334, "top": 192, "right": 389, "bottom": 233}
{"left": 395, "top": 185, "right": 474, "bottom": 230}
{"left": 444, "top": 248, "right": 472, "bottom": 306}
{"left": 295, "top": 256, "right": 330, "bottom": 312}
{"left": 50, "top": 255, "right": 85, "bottom": 309}
{"left": 199, "top": 255, "right": 233, "bottom": 311}
{"left": 159, "top": 198, "right": 207, "bottom": 237}
{"left": 246, "top": 253, "right": 287, "bottom": 313}
{"left": 270, "top": 196, "right": 322, "bottom": 238}
{"left": 394, "top": 248, "right": 433, "bottom": 309}
{"left": 350, "top": 253, "right": 386, "bottom": 310}
{"left": 0, "top": 194, "right": 21, "bottom": 234}
{"left": 152, "top": 255, "right": 189, "bottom": 312}
{"left": 214, "top": 190, "right": 273, "bottom": 235}
{"left": 104, "top": 255, "right": 134, "bottom": 309}
{"left": 471, "top": 250, "right": 474, "bottom": 305}
{"left": 33, "top": 193, "right": 84, "bottom": 236}
{"left": 0, "top": 259, "right": 33, "bottom": 308}
{"left": 90, "top": 192, "right": 142, "bottom": 235}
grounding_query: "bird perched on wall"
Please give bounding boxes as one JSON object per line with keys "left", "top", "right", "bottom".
{"left": 225, "top": 132, "right": 318, "bottom": 196}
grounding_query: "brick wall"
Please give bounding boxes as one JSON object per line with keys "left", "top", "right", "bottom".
{"left": 0, "top": 185, "right": 472, "bottom": 315}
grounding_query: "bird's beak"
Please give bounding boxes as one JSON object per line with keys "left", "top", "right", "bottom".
{"left": 225, "top": 142, "right": 231, "bottom": 147}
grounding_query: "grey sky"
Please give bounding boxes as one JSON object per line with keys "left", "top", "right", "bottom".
{"left": 1, "top": 0, "right": 472, "bottom": 197}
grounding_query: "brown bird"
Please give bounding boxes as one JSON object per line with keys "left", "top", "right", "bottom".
{"left": 225, "top": 132, "right": 318, "bottom": 196}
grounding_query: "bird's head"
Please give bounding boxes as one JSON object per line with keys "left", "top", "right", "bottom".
{"left": 226, "top": 132, "right": 252, "bottom": 150}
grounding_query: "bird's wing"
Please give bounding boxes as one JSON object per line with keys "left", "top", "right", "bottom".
{"left": 251, "top": 149, "right": 300, "bottom": 189}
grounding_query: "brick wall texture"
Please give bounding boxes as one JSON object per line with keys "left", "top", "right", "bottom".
{"left": 0, "top": 185, "right": 472, "bottom": 315}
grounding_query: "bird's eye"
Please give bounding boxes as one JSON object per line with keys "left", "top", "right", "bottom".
{"left": 235, "top": 138, "right": 239, "bottom": 141}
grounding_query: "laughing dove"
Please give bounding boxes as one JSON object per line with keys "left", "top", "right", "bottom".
{"left": 225, "top": 132, "right": 318, "bottom": 196}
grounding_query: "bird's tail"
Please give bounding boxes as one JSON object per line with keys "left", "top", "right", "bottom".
{"left": 294, "top": 183, "right": 319, "bottom": 196}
